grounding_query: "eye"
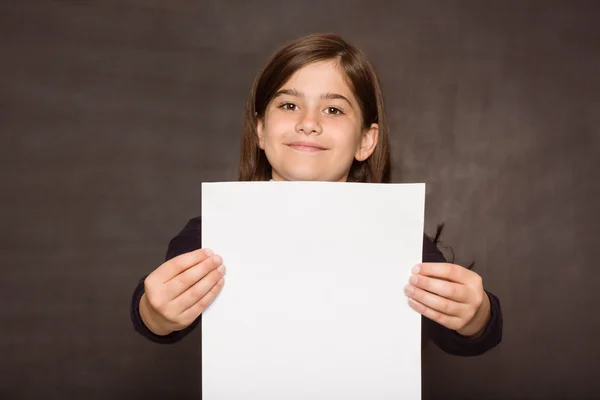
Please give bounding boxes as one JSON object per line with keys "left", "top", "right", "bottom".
{"left": 279, "top": 102, "right": 298, "bottom": 111}
{"left": 325, "top": 106, "right": 344, "bottom": 115}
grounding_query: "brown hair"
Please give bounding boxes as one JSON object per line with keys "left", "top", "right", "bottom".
{"left": 237, "top": 33, "right": 391, "bottom": 183}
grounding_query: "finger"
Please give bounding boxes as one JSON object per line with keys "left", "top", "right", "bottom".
{"left": 404, "top": 283, "right": 464, "bottom": 317}
{"left": 164, "top": 254, "right": 223, "bottom": 299}
{"left": 407, "top": 297, "right": 463, "bottom": 330}
{"left": 178, "top": 276, "right": 226, "bottom": 323}
{"left": 153, "top": 248, "right": 214, "bottom": 282}
{"left": 413, "top": 262, "right": 471, "bottom": 284}
{"left": 171, "top": 263, "right": 226, "bottom": 312}
{"left": 408, "top": 273, "right": 469, "bottom": 303}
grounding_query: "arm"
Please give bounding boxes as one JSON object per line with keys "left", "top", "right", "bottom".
{"left": 130, "top": 217, "right": 204, "bottom": 344}
{"left": 421, "top": 234, "right": 503, "bottom": 356}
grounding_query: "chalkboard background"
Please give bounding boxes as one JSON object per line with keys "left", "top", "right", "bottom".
{"left": 1, "top": 1, "right": 598, "bottom": 399}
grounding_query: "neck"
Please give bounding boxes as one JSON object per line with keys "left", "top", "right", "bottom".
{"left": 271, "top": 170, "right": 350, "bottom": 182}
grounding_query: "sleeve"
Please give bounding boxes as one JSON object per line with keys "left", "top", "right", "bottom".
{"left": 421, "top": 234, "right": 503, "bottom": 356}
{"left": 130, "top": 217, "right": 204, "bottom": 344}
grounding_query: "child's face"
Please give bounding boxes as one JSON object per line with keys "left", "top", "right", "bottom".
{"left": 256, "top": 60, "right": 378, "bottom": 182}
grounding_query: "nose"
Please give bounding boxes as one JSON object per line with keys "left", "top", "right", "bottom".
{"left": 295, "top": 109, "right": 323, "bottom": 136}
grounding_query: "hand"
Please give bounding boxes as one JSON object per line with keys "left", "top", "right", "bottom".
{"left": 404, "top": 262, "right": 491, "bottom": 338}
{"left": 139, "top": 248, "right": 226, "bottom": 336}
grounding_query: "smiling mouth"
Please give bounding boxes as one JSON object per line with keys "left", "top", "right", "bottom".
{"left": 287, "top": 142, "right": 327, "bottom": 152}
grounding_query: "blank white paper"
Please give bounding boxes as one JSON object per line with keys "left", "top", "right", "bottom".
{"left": 201, "top": 181, "right": 425, "bottom": 400}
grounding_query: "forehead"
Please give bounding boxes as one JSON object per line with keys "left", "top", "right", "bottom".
{"left": 281, "top": 60, "right": 353, "bottom": 96}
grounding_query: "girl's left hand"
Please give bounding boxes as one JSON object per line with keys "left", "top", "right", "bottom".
{"left": 404, "top": 262, "right": 491, "bottom": 338}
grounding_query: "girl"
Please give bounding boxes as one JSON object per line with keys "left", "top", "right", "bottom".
{"left": 131, "top": 33, "right": 502, "bottom": 357}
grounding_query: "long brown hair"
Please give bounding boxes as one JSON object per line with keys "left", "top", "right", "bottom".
{"left": 237, "top": 33, "right": 391, "bottom": 183}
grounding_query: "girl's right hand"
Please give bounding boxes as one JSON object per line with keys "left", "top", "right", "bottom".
{"left": 139, "top": 248, "right": 226, "bottom": 336}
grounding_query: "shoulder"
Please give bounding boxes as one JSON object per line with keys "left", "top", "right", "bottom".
{"left": 422, "top": 233, "right": 448, "bottom": 263}
{"left": 165, "top": 216, "right": 202, "bottom": 261}
{"left": 165, "top": 217, "right": 446, "bottom": 263}
{"left": 182, "top": 216, "right": 202, "bottom": 230}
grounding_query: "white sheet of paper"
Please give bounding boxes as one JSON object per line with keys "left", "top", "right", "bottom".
{"left": 201, "top": 181, "right": 425, "bottom": 399}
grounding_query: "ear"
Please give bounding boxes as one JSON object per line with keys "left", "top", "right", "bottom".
{"left": 256, "top": 117, "right": 265, "bottom": 150}
{"left": 354, "top": 123, "right": 379, "bottom": 162}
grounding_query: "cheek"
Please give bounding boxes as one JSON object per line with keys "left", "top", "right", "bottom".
{"left": 327, "top": 121, "right": 363, "bottom": 149}
{"left": 262, "top": 115, "right": 290, "bottom": 140}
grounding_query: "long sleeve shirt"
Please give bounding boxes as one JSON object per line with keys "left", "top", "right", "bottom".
{"left": 130, "top": 217, "right": 502, "bottom": 357}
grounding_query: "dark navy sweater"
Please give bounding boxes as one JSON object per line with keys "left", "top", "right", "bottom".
{"left": 130, "top": 217, "right": 502, "bottom": 357}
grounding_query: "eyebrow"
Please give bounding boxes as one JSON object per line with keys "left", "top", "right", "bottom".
{"left": 274, "top": 88, "right": 353, "bottom": 107}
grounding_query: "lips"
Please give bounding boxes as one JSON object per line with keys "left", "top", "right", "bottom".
{"left": 287, "top": 141, "right": 327, "bottom": 152}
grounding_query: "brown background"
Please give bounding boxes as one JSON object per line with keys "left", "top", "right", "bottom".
{"left": 1, "top": 1, "right": 599, "bottom": 399}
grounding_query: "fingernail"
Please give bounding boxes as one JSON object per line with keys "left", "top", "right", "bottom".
{"left": 204, "top": 248, "right": 214, "bottom": 256}
{"left": 217, "top": 264, "right": 226, "bottom": 274}
{"left": 218, "top": 277, "right": 225, "bottom": 285}
{"left": 411, "top": 264, "right": 420, "bottom": 274}
{"left": 212, "top": 255, "right": 222, "bottom": 264}
{"left": 409, "top": 274, "right": 418, "bottom": 285}
{"left": 404, "top": 284, "right": 414, "bottom": 296}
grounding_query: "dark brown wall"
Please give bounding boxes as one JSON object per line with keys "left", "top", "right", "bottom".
{"left": 1, "top": 1, "right": 598, "bottom": 399}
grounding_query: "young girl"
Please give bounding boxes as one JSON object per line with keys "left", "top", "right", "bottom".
{"left": 131, "top": 33, "right": 502, "bottom": 357}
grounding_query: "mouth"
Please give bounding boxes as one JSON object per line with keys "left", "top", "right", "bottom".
{"left": 286, "top": 141, "right": 327, "bottom": 152}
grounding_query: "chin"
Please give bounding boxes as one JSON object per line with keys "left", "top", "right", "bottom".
{"left": 282, "top": 172, "right": 323, "bottom": 181}
{"left": 268, "top": 156, "right": 347, "bottom": 182}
